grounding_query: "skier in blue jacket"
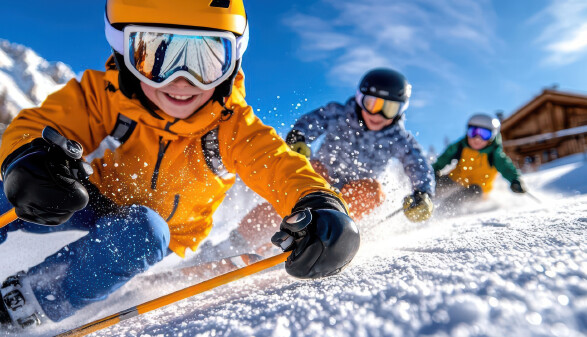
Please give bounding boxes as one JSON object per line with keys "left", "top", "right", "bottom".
{"left": 237, "top": 69, "right": 434, "bottom": 249}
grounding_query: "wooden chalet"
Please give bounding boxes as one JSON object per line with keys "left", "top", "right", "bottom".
{"left": 501, "top": 89, "right": 587, "bottom": 170}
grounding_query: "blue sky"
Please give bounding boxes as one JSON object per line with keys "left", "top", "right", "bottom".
{"left": 1, "top": 0, "right": 586, "bottom": 152}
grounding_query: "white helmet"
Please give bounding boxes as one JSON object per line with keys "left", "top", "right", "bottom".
{"left": 467, "top": 114, "right": 501, "bottom": 141}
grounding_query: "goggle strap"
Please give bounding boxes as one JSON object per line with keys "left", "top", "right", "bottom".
{"left": 105, "top": 13, "right": 124, "bottom": 54}
{"left": 104, "top": 14, "right": 248, "bottom": 59}
{"left": 355, "top": 90, "right": 366, "bottom": 111}
{"left": 399, "top": 100, "right": 409, "bottom": 116}
{"left": 236, "top": 22, "right": 249, "bottom": 59}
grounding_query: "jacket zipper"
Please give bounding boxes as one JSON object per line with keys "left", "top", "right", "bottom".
{"left": 150, "top": 120, "right": 177, "bottom": 190}
{"left": 166, "top": 194, "right": 180, "bottom": 221}
{"left": 151, "top": 136, "right": 171, "bottom": 190}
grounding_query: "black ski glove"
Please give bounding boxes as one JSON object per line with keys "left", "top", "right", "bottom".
{"left": 271, "top": 192, "right": 360, "bottom": 279}
{"left": 510, "top": 179, "right": 526, "bottom": 193}
{"left": 1, "top": 126, "right": 93, "bottom": 226}
{"left": 285, "top": 129, "right": 311, "bottom": 158}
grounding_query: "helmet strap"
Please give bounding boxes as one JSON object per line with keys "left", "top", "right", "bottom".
{"left": 112, "top": 51, "right": 140, "bottom": 99}
{"left": 112, "top": 51, "right": 164, "bottom": 120}
{"left": 212, "top": 58, "right": 242, "bottom": 103}
{"left": 354, "top": 100, "right": 368, "bottom": 130}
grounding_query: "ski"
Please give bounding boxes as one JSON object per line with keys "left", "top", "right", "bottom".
{"left": 55, "top": 252, "right": 290, "bottom": 337}
{"left": 138, "top": 253, "right": 265, "bottom": 284}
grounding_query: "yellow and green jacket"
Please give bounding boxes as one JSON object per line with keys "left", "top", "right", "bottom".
{"left": 0, "top": 58, "right": 341, "bottom": 257}
{"left": 432, "top": 135, "right": 520, "bottom": 193}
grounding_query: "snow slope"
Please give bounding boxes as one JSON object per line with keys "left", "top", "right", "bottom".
{"left": 0, "top": 39, "right": 584, "bottom": 337}
{"left": 0, "top": 155, "right": 585, "bottom": 337}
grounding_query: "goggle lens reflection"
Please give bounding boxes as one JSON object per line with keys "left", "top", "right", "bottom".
{"left": 361, "top": 94, "right": 402, "bottom": 119}
{"left": 467, "top": 126, "right": 493, "bottom": 141}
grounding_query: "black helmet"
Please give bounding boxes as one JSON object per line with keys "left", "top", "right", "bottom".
{"left": 356, "top": 68, "right": 412, "bottom": 122}
{"left": 358, "top": 68, "right": 411, "bottom": 103}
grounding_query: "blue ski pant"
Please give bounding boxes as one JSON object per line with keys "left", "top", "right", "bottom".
{"left": 0, "top": 182, "right": 171, "bottom": 322}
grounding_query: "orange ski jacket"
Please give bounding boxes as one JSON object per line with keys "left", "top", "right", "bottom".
{"left": 0, "top": 59, "right": 341, "bottom": 257}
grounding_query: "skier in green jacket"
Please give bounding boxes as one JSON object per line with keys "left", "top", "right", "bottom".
{"left": 432, "top": 114, "right": 526, "bottom": 211}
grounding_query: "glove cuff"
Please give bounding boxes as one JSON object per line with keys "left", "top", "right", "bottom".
{"left": 292, "top": 192, "right": 347, "bottom": 215}
{"left": 1, "top": 143, "right": 38, "bottom": 179}
{"left": 286, "top": 129, "right": 306, "bottom": 145}
{"left": 412, "top": 190, "right": 432, "bottom": 201}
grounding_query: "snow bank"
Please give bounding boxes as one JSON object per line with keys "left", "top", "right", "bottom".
{"left": 1, "top": 156, "right": 584, "bottom": 337}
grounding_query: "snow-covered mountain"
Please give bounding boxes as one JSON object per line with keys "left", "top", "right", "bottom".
{"left": 0, "top": 154, "right": 585, "bottom": 337}
{"left": 0, "top": 39, "right": 75, "bottom": 126}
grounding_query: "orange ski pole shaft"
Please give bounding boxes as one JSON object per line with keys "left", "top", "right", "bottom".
{"left": 56, "top": 251, "right": 291, "bottom": 337}
{"left": 0, "top": 208, "right": 17, "bottom": 229}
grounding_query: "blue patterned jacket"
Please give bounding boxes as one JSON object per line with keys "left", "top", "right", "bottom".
{"left": 292, "top": 98, "right": 435, "bottom": 194}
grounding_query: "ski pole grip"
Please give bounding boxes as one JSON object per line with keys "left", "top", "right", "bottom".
{"left": 41, "top": 126, "right": 93, "bottom": 179}
{"left": 42, "top": 126, "right": 83, "bottom": 160}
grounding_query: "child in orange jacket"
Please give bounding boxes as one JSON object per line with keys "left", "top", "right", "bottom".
{"left": 0, "top": 1, "right": 359, "bottom": 330}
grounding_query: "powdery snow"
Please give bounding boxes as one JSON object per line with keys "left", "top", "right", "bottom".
{"left": 0, "top": 155, "right": 585, "bottom": 337}
{"left": 0, "top": 38, "right": 584, "bottom": 337}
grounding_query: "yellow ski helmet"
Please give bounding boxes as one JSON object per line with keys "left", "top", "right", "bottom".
{"left": 106, "top": 0, "right": 247, "bottom": 36}
{"left": 104, "top": 0, "right": 249, "bottom": 100}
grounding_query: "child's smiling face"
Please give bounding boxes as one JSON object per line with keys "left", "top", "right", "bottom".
{"left": 467, "top": 135, "right": 490, "bottom": 150}
{"left": 141, "top": 78, "right": 215, "bottom": 119}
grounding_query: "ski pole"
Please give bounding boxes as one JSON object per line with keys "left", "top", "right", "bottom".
{"left": 525, "top": 191, "right": 542, "bottom": 204}
{"left": 0, "top": 208, "right": 17, "bottom": 229}
{"left": 56, "top": 251, "right": 291, "bottom": 337}
{"left": 388, "top": 206, "right": 404, "bottom": 219}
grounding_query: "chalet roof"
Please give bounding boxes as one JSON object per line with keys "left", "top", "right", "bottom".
{"left": 502, "top": 89, "right": 587, "bottom": 131}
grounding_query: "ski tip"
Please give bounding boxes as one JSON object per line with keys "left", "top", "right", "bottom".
{"left": 226, "top": 253, "right": 264, "bottom": 268}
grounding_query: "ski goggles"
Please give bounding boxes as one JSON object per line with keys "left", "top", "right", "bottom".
{"left": 467, "top": 126, "right": 493, "bottom": 141}
{"left": 105, "top": 17, "right": 249, "bottom": 90}
{"left": 355, "top": 91, "right": 408, "bottom": 120}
